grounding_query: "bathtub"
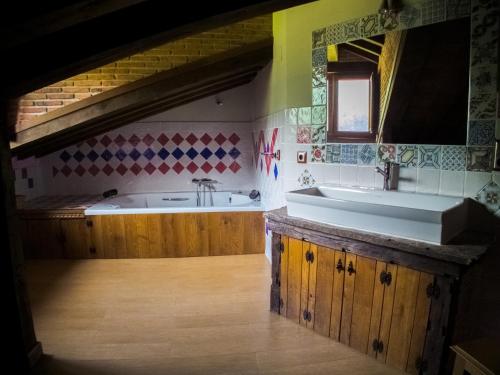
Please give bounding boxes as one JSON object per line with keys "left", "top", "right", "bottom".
{"left": 84, "top": 191, "right": 262, "bottom": 215}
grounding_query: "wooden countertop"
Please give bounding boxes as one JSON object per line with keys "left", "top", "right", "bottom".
{"left": 265, "top": 207, "right": 494, "bottom": 276}
{"left": 18, "top": 195, "right": 102, "bottom": 219}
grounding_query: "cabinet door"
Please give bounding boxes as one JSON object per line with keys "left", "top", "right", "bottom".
{"left": 340, "top": 253, "right": 357, "bottom": 345}
{"left": 279, "top": 235, "right": 289, "bottom": 316}
{"left": 312, "top": 246, "right": 336, "bottom": 336}
{"left": 300, "top": 242, "right": 317, "bottom": 329}
{"left": 286, "top": 237, "right": 304, "bottom": 322}
{"left": 329, "top": 250, "right": 346, "bottom": 340}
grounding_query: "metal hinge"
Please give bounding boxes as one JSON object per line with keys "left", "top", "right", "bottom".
{"left": 336, "top": 259, "right": 345, "bottom": 273}
{"left": 380, "top": 270, "right": 392, "bottom": 286}
{"left": 86, "top": 220, "right": 93, "bottom": 228}
{"left": 302, "top": 309, "right": 312, "bottom": 322}
{"left": 372, "top": 339, "right": 384, "bottom": 353}
{"left": 426, "top": 282, "right": 441, "bottom": 299}
{"left": 415, "top": 357, "right": 428, "bottom": 372}
{"left": 347, "top": 261, "right": 356, "bottom": 275}
{"left": 305, "top": 250, "right": 314, "bottom": 263}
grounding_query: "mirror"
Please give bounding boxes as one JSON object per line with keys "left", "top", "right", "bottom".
{"left": 327, "top": 16, "right": 470, "bottom": 145}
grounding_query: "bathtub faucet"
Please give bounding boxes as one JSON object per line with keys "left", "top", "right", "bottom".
{"left": 192, "top": 178, "right": 218, "bottom": 206}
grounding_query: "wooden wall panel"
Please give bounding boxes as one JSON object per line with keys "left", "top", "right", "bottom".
{"left": 330, "top": 250, "right": 346, "bottom": 340}
{"left": 306, "top": 243, "right": 318, "bottom": 329}
{"left": 386, "top": 266, "right": 420, "bottom": 370}
{"left": 340, "top": 253, "right": 357, "bottom": 345}
{"left": 23, "top": 219, "right": 63, "bottom": 258}
{"left": 368, "top": 261, "right": 388, "bottom": 358}
{"left": 313, "top": 246, "right": 335, "bottom": 336}
{"left": 299, "top": 241, "right": 311, "bottom": 327}
{"left": 124, "top": 214, "right": 149, "bottom": 258}
{"left": 279, "top": 235, "right": 289, "bottom": 316}
{"left": 146, "top": 214, "right": 163, "bottom": 258}
{"left": 286, "top": 237, "right": 303, "bottom": 323}
{"left": 60, "top": 219, "right": 90, "bottom": 259}
{"left": 350, "top": 256, "right": 377, "bottom": 353}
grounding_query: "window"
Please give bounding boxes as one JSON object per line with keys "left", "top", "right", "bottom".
{"left": 327, "top": 62, "right": 379, "bottom": 142}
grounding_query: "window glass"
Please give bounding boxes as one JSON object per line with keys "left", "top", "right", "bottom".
{"left": 337, "top": 79, "right": 370, "bottom": 132}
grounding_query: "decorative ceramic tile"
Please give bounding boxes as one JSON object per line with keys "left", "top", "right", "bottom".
{"left": 468, "top": 120, "right": 496, "bottom": 145}
{"left": 312, "top": 86, "right": 327, "bottom": 106}
{"left": 298, "top": 169, "right": 316, "bottom": 187}
{"left": 469, "top": 92, "right": 497, "bottom": 119}
{"left": 311, "top": 105, "right": 327, "bottom": 125}
{"left": 418, "top": 145, "right": 441, "bottom": 169}
{"left": 326, "top": 23, "right": 344, "bottom": 45}
{"left": 379, "top": 12, "right": 399, "bottom": 31}
{"left": 340, "top": 144, "right": 358, "bottom": 165}
{"left": 341, "top": 18, "right": 361, "bottom": 40}
{"left": 441, "top": 145, "right": 466, "bottom": 171}
{"left": 285, "top": 107, "right": 298, "bottom": 125}
{"left": 377, "top": 144, "right": 396, "bottom": 163}
{"left": 312, "top": 125, "right": 326, "bottom": 144}
{"left": 470, "top": 65, "right": 497, "bottom": 95}
{"left": 471, "top": 40, "right": 498, "bottom": 66}
{"left": 358, "top": 144, "right": 376, "bottom": 165}
{"left": 399, "top": 4, "right": 422, "bottom": 29}
{"left": 312, "top": 28, "right": 326, "bottom": 49}
{"left": 298, "top": 107, "right": 312, "bottom": 125}
{"left": 397, "top": 145, "right": 418, "bottom": 168}
{"left": 312, "top": 66, "right": 327, "bottom": 87}
{"left": 312, "top": 47, "right": 327, "bottom": 67}
{"left": 466, "top": 146, "right": 494, "bottom": 171}
{"left": 446, "top": 0, "right": 471, "bottom": 20}
{"left": 326, "top": 144, "right": 341, "bottom": 164}
{"left": 311, "top": 145, "right": 326, "bottom": 163}
{"left": 359, "top": 14, "right": 380, "bottom": 37}
{"left": 297, "top": 126, "right": 312, "bottom": 144}
{"left": 421, "top": 0, "right": 445, "bottom": 25}
{"left": 470, "top": 0, "right": 499, "bottom": 66}
{"left": 475, "top": 180, "right": 500, "bottom": 213}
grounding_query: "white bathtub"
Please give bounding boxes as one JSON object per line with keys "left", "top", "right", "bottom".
{"left": 84, "top": 191, "right": 262, "bottom": 215}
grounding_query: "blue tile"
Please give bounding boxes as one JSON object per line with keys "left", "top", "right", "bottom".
{"left": 60, "top": 150, "right": 71, "bottom": 162}
{"left": 128, "top": 149, "right": 141, "bottom": 161}
{"left": 200, "top": 148, "right": 213, "bottom": 160}
{"left": 273, "top": 164, "right": 279, "bottom": 180}
{"left": 101, "top": 149, "right": 113, "bottom": 162}
{"left": 172, "top": 148, "right": 184, "bottom": 160}
{"left": 326, "top": 144, "right": 341, "bottom": 164}
{"left": 143, "top": 148, "right": 155, "bottom": 160}
{"left": 87, "top": 150, "right": 99, "bottom": 162}
{"left": 158, "top": 148, "right": 170, "bottom": 160}
{"left": 186, "top": 147, "right": 199, "bottom": 160}
{"left": 115, "top": 149, "right": 127, "bottom": 161}
{"left": 228, "top": 147, "right": 241, "bottom": 159}
{"left": 340, "top": 144, "right": 358, "bottom": 164}
{"left": 468, "top": 120, "right": 495, "bottom": 146}
{"left": 215, "top": 147, "right": 227, "bottom": 159}
{"left": 442, "top": 146, "right": 466, "bottom": 171}
{"left": 358, "top": 144, "right": 376, "bottom": 165}
{"left": 418, "top": 145, "right": 441, "bottom": 169}
{"left": 73, "top": 150, "right": 85, "bottom": 162}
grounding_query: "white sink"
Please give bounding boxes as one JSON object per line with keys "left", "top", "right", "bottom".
{"left": 285, "top": 185, "right": 468, "bottom": 244}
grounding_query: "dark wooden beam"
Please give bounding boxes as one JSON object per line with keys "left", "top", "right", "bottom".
{"left": 338, "top": 44, "right": 379, "bottom": 64}
{"left": 12, "top": 38, "right": 273, "bottom": 158}
{"left": 2, "top": 0, "right": 314, "bottom": 98}
{"left": 347, "top": 39, "right": 383, "bottom": 55}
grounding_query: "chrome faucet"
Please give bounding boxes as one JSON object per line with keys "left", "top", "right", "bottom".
{"left": 192, "top": 178, "right": 218, "bottom": 206}
{"left": 375, "top": 161, "right": 400, "bottom": 190}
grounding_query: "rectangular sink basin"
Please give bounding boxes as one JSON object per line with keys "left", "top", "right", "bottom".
{"left": 285, "top": 185, "right": 468, "bottom": 244}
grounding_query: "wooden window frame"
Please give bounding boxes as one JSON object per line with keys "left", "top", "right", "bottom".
{"left": 327, "top": 62, "right": 379, "bottom": 143}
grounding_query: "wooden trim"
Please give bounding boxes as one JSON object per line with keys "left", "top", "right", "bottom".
{"left": 327, "top": 62, "right": 379, "bottom": 143}
{"left": 12, "top": 39, "right": 273, "bottom": 158}
{"left": 267, "top": 219, "right": 462, "bottom": 277}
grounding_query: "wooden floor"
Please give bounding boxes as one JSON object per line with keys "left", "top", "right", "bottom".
{"left": 26, "top": 254, "right": 403, "bottom": 375}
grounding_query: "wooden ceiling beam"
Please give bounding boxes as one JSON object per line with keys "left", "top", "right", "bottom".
{"left": 338, "top": 44, "right": 379, "bottom": 64}
{"left": 2, "top": 0, "right": 314, "bottom": 98}
{"left": 11, "top": 38, "right": 273, "bottom": 158}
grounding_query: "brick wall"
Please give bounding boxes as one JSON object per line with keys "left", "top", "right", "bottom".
{"left": 17, "top": 15, "right": 272, "bottom": 130}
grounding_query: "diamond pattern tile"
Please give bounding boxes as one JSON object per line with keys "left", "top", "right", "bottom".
{"left": 130, "top": 163, "right": 142, "bottom": 175}
{"left": 187, "top": 162, "right": 198, "bottom": 174}
{"left": 52, "top": 131, "right": 246, "bottom": 177}
{"left": 172, "top": 134, "right": 184, "bottom": 145}
{"left": 173, "top": 162, "right": 184, "bottom": 174}
{"left": 186, "top": 133, "right": 198, "bottom": 145}
{"left": 200, "top": 133, "right": 212, "bottom": 145}
{"left": 215, "top": 133, "right": 227, "bottom": 145}
{"left": 186, "top": 148, "right": 199, "bottom": 160}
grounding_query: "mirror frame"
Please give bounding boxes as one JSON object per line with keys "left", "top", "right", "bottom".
{"left": 308, "top": 0, "right": 498, "bottom": 172}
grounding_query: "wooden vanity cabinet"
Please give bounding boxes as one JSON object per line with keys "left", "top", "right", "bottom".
{"left": 274, "top": 234, "right": 453, "bottom": 375}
